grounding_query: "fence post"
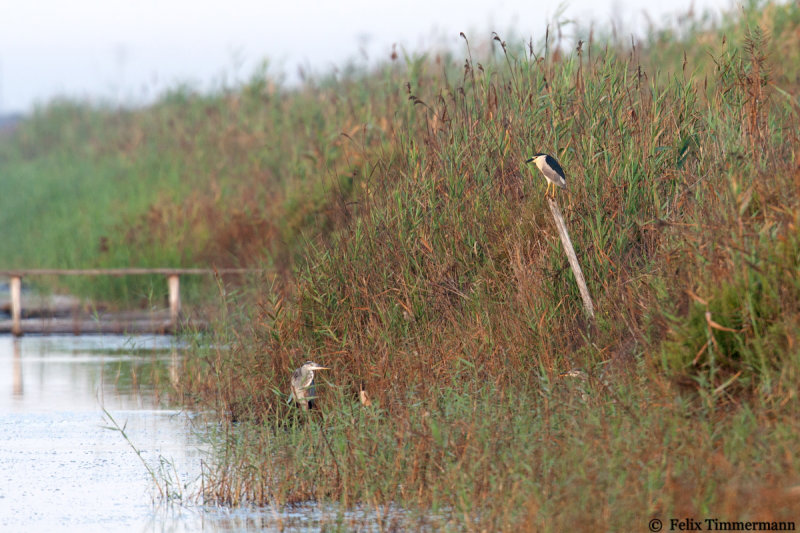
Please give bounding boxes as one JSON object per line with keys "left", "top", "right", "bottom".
{"left": 167, "top": 274, "right": 181, "bottom": 328}
{"left": 10, "top": 275, "right": 22, "bottom": 337}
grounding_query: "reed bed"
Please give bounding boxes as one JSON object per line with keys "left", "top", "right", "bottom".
{"left": 178, "top": 3, "right": 800, "bottom": 529}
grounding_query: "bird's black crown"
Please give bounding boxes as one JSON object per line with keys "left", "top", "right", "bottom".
{"left": 526, "top": 153, "right": 547, "bottom": 163}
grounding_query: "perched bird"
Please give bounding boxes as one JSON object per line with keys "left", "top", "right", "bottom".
{"left": 288, "top": 361, "right": 330, "bottom": 411}
{"left": 526, "top": 153, "right": 567, "bottom": 198}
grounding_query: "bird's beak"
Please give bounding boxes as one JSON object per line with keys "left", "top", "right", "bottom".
{"left": 307, "top": 365, "right": 330, "bottom": 371}
{"left": 525, "top": 157, "right": 535, "bottom": 163}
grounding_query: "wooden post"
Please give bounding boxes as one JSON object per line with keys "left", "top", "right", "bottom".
{"left": 12, "top": 338, "right": 23, "bottom": 396}
{"left": 167, "top": 274, "right": 181, "bottom": 327}
{"left": 10, "top": 275, "right": 22, "bottom": 337}
{"left": 546, "top": 197, "right": 595, "bottom": 319}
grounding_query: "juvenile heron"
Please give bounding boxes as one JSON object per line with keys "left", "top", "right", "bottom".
{"left": 526, "top": 153, "right": 567, "bottom": 198}
{"left": 288, "top": 361, "right": 329, "bottom": 411}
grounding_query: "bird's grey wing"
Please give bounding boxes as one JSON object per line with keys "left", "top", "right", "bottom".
{"left": 542, "top": 166, "right": 567, "bottom": 187}
{"left": 289, "top": 367, "right": 304, "bottom": 401}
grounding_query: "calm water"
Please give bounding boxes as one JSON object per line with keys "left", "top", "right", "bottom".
{"left": 0, "top": 335, "right": 203, "bottom": 532}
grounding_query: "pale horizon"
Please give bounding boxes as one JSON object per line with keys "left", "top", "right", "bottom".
{"left": 0, "top": 0, "right": 736, "bottom": 115}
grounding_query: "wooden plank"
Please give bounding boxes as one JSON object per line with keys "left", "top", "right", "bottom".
{"left": 0, "top": 267, "right": 252, "bottom": 336}
{"left": 546, "top": 197, "right": 595, "bottom": 319}
{"left": 0, "top": 268, "right": 259, "bottom": 277}
{"left": 0, "top": 316, "right": 208, "bottom": 335}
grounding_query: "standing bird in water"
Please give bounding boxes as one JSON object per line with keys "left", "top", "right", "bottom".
{"left": 526, "top": 153, "right": 567, "bottom": 198}
{"left": 288, "top": 361, "right": 330, "bottom": 411}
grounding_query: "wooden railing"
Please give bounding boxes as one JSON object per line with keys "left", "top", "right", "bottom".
{"left": 1, "top": 268, "right": 257, "bottom": 336}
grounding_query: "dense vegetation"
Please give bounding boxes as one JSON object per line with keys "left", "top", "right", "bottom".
{"left": 2, "top": 1, "right": 799, "bottom": 529}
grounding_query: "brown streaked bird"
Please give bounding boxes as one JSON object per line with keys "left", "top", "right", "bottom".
{"left": 288, "top": 361, "right": 329, "bottom": 411}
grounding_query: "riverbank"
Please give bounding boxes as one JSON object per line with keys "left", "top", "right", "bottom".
{"left": 0, "top": 335, "right": 449, "bottom": 531}
{"left": 180, "top": 3, "right": 800, "bottom": 529}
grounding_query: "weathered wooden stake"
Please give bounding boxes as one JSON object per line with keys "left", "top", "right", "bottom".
{"left": 546, "top": 197, "right": 595, "bottom": 319}
{"left": 10, "top": 276, "right": 22, "bottom": 337}
{"left": 167, "top": 274, "right": 181, "bottom": 327}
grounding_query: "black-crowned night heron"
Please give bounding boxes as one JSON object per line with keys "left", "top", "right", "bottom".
{"left": 288, "top": 361, "right": 329, "bottom": 411}
{"left": 526, "top": 153, "right": 567, "bottom": 198}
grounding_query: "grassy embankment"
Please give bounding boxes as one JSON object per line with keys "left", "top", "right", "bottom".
{"left": 184, "top": 4, "right": 800, "bottom": 530}
{"left": 2, "top": 1, "right": 800, "bottom": 529}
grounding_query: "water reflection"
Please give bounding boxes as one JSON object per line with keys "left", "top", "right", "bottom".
{"left": 12, "top": 338, "right": 22, "bottom": 397}
{"left": 1, "top": 334, "right": 178, "bottom": 412}
{"left": 0, "top": 335, "right": 218, "bottom": 532}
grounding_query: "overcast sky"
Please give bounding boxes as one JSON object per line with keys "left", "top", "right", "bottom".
{"left": 0, "top": 0, "right": 736, "bottom": 114}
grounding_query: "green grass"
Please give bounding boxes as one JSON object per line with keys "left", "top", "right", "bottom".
{"left": 3, "top": 0, "right": 800, "bottom": 529}
{"left": 191, "top": 365, "right": 800, "bottom": 530}
{"left": 0, "top": 100, "right": 206, "bottom": 301}
{"left": 0, "top": 63, "right": 393, "bottom": 302}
